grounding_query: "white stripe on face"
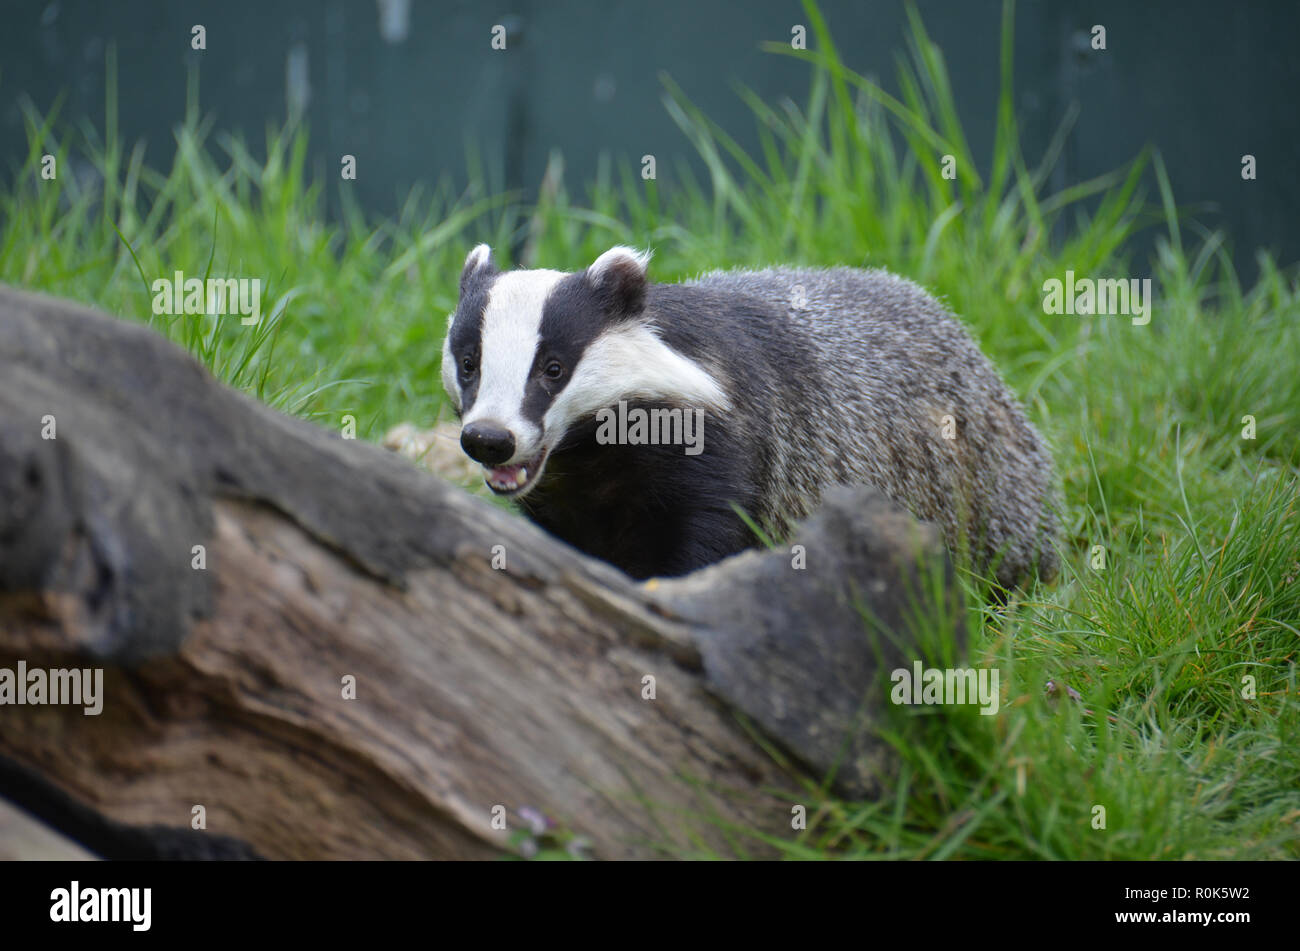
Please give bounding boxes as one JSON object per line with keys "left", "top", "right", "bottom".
{"left": 543, "top": 322, "right": 732, "bottom": 435}
{"left": 441, "top": 327, "right": 460, "bottom": 410}
{"left": 461, "top": 269, "right": 567, "bottom": 453}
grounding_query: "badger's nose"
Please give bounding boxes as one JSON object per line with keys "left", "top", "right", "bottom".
{"left": 460, "top": 422, "right": 516, "bottom": 466}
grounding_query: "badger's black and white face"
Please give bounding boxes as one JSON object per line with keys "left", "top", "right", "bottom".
{"left": 441, "top": 244, "right": 730, "bottom": 498}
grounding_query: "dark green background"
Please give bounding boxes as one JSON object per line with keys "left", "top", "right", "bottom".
{"left": 3, "top": 0, "right": 1296, "bottom": 275}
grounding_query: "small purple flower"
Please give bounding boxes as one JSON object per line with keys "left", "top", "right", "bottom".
{"left": 1045, "top": 680, "right": 1082, "bottom": 702}
{"left": 518, "top": 806, "right": 549, "bottom": 835}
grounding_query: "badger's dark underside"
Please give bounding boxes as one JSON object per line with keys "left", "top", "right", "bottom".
{"left": 518, "top": 406, "right": 767, "bottom": 578}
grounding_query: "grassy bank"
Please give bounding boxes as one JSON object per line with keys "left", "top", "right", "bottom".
{"left": 2, "top": 0, "right": 1296, "bottom": 858}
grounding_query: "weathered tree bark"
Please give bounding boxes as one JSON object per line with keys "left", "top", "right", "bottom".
{"left": 0, "top": 285, "right": 963, "bottom": 860}
{"left": 0, "top": 797, "right": 96, "bottom": 861}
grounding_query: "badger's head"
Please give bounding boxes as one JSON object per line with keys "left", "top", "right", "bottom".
{"left": 441, "top": 244, "right": 730, "bottom": 498}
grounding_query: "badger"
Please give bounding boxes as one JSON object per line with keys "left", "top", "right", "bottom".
{"left": 441, "top": 244, "right": 1059, "bottom": 587}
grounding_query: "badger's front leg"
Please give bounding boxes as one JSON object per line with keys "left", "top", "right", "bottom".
{"left": 651, "top": 502, "right": 757, "bottom": 578}
{"left": 518, "top": 437, "right": 760, "bottom": 580}
{"left": 625, "top": 442, "right": 763, "bottom": 579}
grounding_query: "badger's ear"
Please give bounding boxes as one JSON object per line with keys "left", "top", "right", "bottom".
{"left": 584, "top": 246, "right": 650, "bottom": 319}
{"left": 460, "top": 244, "right": 496, "bottom": 296}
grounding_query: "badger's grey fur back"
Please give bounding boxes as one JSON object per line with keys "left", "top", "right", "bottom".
{"left": 685, "top": 266, "right": 1059, "bottom": 587}
{"left": 441, "top": 245, "right": 1059, "bottom": 588}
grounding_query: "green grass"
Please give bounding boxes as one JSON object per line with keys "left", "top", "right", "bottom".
{"left": 2, "top": 0, "right": 1296, "bottom": 859}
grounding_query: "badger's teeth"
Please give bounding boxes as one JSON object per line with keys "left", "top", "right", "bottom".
{"left": 487, "top": 464, "right": 527, "bottom": 492}
{"left": 483, "top": 449, "right": 546, "bottom": 495}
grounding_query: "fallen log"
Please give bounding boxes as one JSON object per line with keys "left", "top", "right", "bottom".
{"left": 0, "top": 285, "right": 963, "bottom": 859}
{"left": 0, "top": 796, "right": 96, "bottom": 861}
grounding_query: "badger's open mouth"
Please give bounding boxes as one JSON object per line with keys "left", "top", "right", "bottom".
{"left": 483, "top": 446, "right": 549, "bottom": 497}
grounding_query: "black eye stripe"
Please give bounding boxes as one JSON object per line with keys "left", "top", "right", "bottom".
{"left": 447, "top": 272, "right": 491, "bottom": 414}
{"left": 449, "top": 274, "right": 490, "bottom": 361}
{"left": 514, "top": 273, "right": 609, "bottom": 424}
